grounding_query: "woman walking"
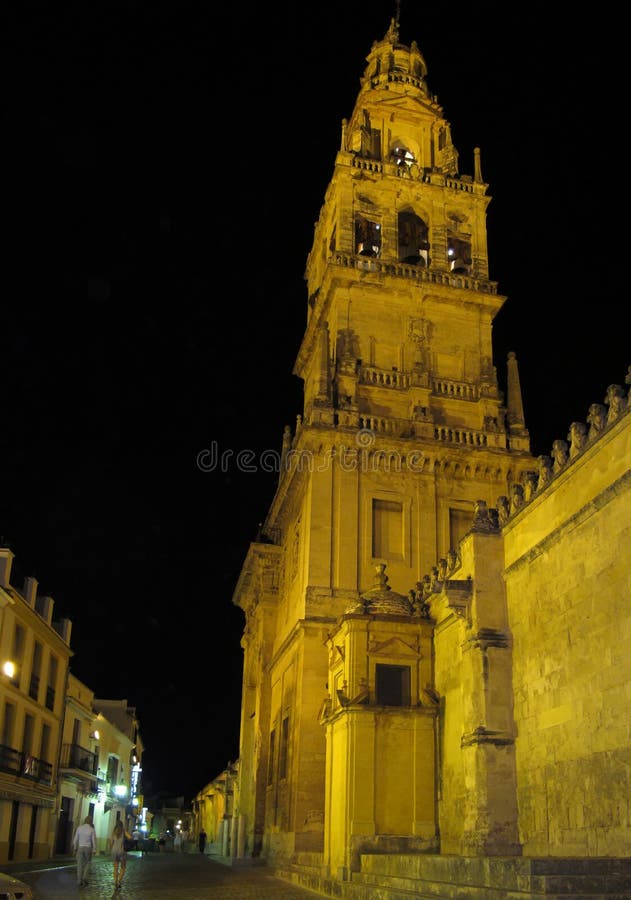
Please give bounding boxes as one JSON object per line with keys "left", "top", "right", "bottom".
{"left": 108, "top": 819, "right": 131, "bottom": 892}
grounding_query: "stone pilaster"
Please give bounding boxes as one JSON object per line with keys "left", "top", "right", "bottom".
{"left": 454, "top": 528, "right": 521, "bottom": 856}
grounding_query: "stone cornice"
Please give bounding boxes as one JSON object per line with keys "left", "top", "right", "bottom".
{"left": 232, "top": 542, "right": 282, "bottom": 613}
{"left": 265, "top": 425, "right": 537, "bottom": 536}
{"left": 462, "top": 628, "right": 511, "bottom": 652}
{"left": 267, "top": 617, "right": 333, "bottom": 673}
{"left": 429, "top": 577, "right": 473, "bottom": 624}
{"left": 321, "top": 701, "right": 438, "bottom": 727}
{"left": 0, "top": 782, "right": 56, "bottom": 807}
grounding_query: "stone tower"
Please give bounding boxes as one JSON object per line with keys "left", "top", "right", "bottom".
{"left": 232, "top": 15, "right": 537, "bottom": 868}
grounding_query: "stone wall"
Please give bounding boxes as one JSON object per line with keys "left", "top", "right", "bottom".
{"left": 504, "top": 411, "right": 631, "bottom": 856}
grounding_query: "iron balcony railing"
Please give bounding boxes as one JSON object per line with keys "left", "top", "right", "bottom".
{"left": 59, "top": 742, "right": 98, "bottom": 775}
{"left": 0, "top": 742, "right": 53, "bottom": 785}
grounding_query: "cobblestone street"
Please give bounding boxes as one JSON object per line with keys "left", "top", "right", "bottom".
{"left": 6, "top": 851, "right": 325, "bottom": 899}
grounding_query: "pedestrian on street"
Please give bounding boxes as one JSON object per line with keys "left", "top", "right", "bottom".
{"left": 198, "top": 828, "right": 207, "bottom": 853}
{"left": 72, "top": 814, "right": 96, "bottom": 887}
{"left": 108, "top": 819, "right": 131, "bottom": 892}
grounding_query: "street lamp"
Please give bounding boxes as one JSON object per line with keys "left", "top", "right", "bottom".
{"left": 2, "top": 660, "right": 15, "bottom": 679}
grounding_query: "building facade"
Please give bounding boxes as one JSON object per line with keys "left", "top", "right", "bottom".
{"left": 0, "top": 547, "right": 72, "bottom": 864}
{"left": 91, "top": 698, "right": 145, "bottom": 849}
{"left": 223, "top": 16, "right": 631, "bottom": 898}
{"left": 0, "top": 543, "right": 146, "bottom": 864}
{"left": 57, "top": 680, "right": 144, "bottom": 854}
{"left": 55, "top": 673, "right": 100, "bottom": 855}
{"left": 190, "top": 761, "right": 238, "bottom": 856}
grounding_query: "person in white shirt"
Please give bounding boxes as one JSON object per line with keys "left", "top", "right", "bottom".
{"left": 72, "top": 815, "right": 96, "bottom": 887}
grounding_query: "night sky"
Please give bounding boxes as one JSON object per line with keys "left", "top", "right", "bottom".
{"left": 3, "top": 2, "right": 627, "bottom": 802}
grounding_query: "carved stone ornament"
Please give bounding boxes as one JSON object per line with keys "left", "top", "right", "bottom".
{"left": 358, "top": 563, "right": 414, "bottom": 616}
{"left": 407, "top": 317, "right": 429, "bottom": 345}
{"left": 470, "top": 499, "right": 499, "bottom": 534}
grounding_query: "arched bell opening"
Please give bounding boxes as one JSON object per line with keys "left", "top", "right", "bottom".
{"left": 447, "top": 234, "right": 471, "bottom": 274}
{"left": 355, "top": 216, "right": 382, "bottom": 258}
{"left": 398, "top": 210, "right": 429, "bottom": 266}
{"left": 390, "top": 145, "right": 416, "bottom": 168}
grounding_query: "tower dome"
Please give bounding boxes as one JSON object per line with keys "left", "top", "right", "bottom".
{"left": 360, "top": 16, "right": 429, "bottom": 99}
{"left": 355, "top": 563, "right": 414, "bottom": 616}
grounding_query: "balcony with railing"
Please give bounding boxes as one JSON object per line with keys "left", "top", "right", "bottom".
{"left": 58, "top": 744, "right": 107, "bottom": 796}
{"left": 88, "top": 768, "right": 107, "bottom": 797}
{"left": 59, "top": 742, "right": 98, "bottom": 777}
{"left": 359, "top": 365, "right": 412, "bottom": 389}
{"left": 432, "top": 378, "right": 479, "bottom": 401}
{"left": 331, "top": 251, "right": 497, "bottom": 294}
{"left": 0, "top": 743, "right": 53, "bottom": 785}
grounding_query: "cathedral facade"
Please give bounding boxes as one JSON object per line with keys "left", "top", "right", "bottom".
{"left": 225, "top": 16, "right": 631, "bottom": 898}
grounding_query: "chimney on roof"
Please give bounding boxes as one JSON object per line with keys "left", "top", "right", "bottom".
{"left": 54, "top": 617, "right": 73, "bottom": 645}
{"left": 23, "top": 576, "right": 38, "bottom": 607}
{"left": 0, "top": 547, "right": 14, "bottom": 588}
{"left": 37, "top": 594, "right": 55, "bottom": 625}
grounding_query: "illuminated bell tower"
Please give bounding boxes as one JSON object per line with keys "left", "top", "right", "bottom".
{"left": 233, "top": 15, "right": 535, "bottom": 869}
{"left": 297, "top": 15, "right": 529, "bottom": 459}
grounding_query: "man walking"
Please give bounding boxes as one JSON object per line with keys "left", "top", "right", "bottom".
{"left": 73, "top": 814, "right": 96, "bottom": 887}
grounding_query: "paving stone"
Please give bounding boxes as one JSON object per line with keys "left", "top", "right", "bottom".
{"left": 4, "top": 851, "right": 326, "bottom": 899}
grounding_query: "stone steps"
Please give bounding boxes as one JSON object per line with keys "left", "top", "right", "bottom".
{"left": 274, "top": 854, "right": 631, "bottom": 899}
{"left": 354, "top": 855, "right": 631, "bottom": 899}
{"left": 354, "top": 868, "right": 631, "bottom": 899}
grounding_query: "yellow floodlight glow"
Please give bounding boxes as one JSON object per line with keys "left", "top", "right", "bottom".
{"left": 2, "top": 661, "right": 15, "bottom": 678}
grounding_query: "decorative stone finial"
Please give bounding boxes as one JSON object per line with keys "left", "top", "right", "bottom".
{"left": 522, "top": 471, "right": 538, "bottom": 501}
{"left": 604, "top": 384, "right": 627, "bottom": 426}
{"left": 567, "top": 422, "right": 587, "bottom": 459}
{"left": 587, "top": 403, "right": 607, "bottom": 441}
{"left": 474, "top": 147, "right": 483, "bottom": 183}
{"left": 537, "top": 455, "right": 553, "bottom": 489}
{"left": 385, "top": 15, "right": 399, "bottom": 43}
{"left": 496, "top": 496, "right": 510, "bottom": 526}
{"left": 372, "top": 562, "right": 389, "bottom": 591}
{"left": 509, "top": 484, "right": 524, "bottom": 516}
{"left": 551, "top": 439, "right": 568, "bottom": 474}
{"left": 358, "top": 563, "right": 414, "bottom": 616}
{"left": 409, "top": 582, "right": 431, "bottom": 618}
{"left": 470, "top": 499, "right": 499, "bottom": 533}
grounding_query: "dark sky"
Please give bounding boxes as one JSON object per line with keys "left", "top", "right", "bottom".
{"left": 3, "top": 2, "right": 627, "bottom": 802}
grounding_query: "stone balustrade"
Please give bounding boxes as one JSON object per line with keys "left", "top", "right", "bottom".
{"left": 331, "top": 252, "right": 498, "bottom": 294}
{"left": 360, "top": 365, "right": 411, "bottom": 389}
{"left": 358, "top": 415, "right": 410, "bottom": 435}
{"left": 433, "top": 379, "right": 478, "bottom": 401}
{"left": 433, "top": 426, "right": 488, "bottom": 446}
{"left": 348, "top": 157, "right": 475, "bottom": 194}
